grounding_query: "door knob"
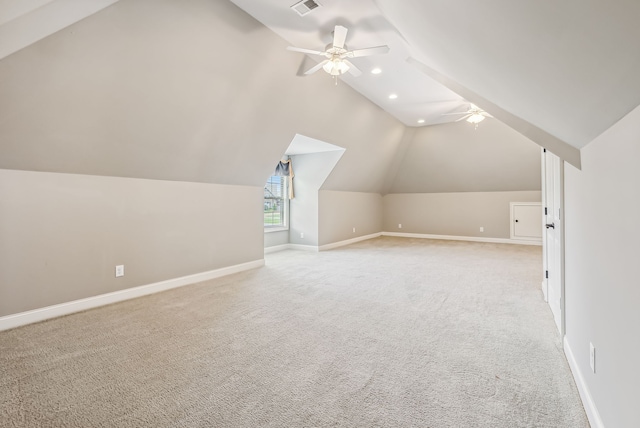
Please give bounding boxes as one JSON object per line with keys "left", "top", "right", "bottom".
{"left": 545, "top": 223, "right": 555, "bottom": 229}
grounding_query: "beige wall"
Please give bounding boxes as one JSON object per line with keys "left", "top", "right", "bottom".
{"left": 564, "top": 104, "right": 640, "bottom": 427}
{"left": 389, "top": 120, "right": 541, "bottom": 193}
{"left": 0, "top": 169, "right": 263, "bottom": 317}
{"left": 318, "top": 191, "right": 383, "bottom": 246}
{"left": 383, "top": 191, "right": 541, "bottom": 239}
{"left": 0, "top": 0, "right": 405, "bottom": 192}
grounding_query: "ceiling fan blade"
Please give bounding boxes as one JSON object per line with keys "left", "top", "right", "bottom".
{"left": 455, "top": 114, "right": 473, "bottom": 122}
{"left": 287, "top": 46, "right": 326, "bottom": 56}
{"left": 343, "top": 60, "right": 362, "bottom": 77}
{"left": 333, "top": 25, "right": 348, "bottom": 49}
{"left": 482, "top": 112, "right": 494, "bottom": 118}
{"left": 304, "top": 60, "right": 329, "bottom": 75}
{"left": 347, "top": 45, "right": 390, "bottom": 58}
{"left": 442, "top": 112, "right": 469, "bottom": 116}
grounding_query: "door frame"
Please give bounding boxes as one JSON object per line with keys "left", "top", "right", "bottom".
{"left": 541, "top": 148, "right": 565, "bottom": 336}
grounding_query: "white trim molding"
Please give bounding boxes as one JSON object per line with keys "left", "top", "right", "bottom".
{"left": 318, "top": 233, "right": 382, "bottom": 251}
{"left": 265, "top": 232, "right": 542, "bottom": 254}
{"left": 509, "top": 202, "right": 543, "bottom": 242}
{"left": 264, "top": 244, "right": 290, "bottom": 254}
{"left": 382, "top": 232, "right": 542, "bottom": 246}
{"left": 265, "top": 233, "right": 383, "bottom": 254}
{"left": 564, "top": 336, "right": 605, "bottom": 428}
{"left": 0, "top": 259, "right": 264, "bottom": 332}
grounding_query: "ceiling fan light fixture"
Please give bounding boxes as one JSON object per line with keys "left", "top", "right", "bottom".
{"left": 323, "top": 58, "right": 349, "bottom": 76}
{"left": 466, "top": 113, "right": 485, "bottom": 124}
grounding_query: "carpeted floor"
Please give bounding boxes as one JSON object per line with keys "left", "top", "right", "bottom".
{"left": 0, "top": 237, "right": 589, "bottom": 427}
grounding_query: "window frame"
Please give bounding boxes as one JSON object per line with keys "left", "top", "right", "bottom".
{"left": 263, "top": 175, "right": 289, "bottom": 232}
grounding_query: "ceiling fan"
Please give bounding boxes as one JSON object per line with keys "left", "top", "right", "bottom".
{"left": 287, "top": 25, "right": 389, "bottom": 81}
{"left": 443, "top": 103, "right": 493, "bottom": 127}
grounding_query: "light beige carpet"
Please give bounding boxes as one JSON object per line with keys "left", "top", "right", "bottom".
{"left": 0, "top": 237, "right": 589, "bottom": 427}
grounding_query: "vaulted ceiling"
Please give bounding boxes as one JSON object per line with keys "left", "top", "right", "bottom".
{"left": 230, "top": 0, "right": 640, "bottom": 168}
{"left": 2, "top": 0, "right": 639, "bottom": 170}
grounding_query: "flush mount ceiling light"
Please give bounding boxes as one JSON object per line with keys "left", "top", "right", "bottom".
{"left": 389, "top": 93, "right": 398, "bottom": 99}
{"left": 417, "top": 119, "right": 425, "bottom": 124}
{"left": 371, "top": 67, "right": 382, "bottom": 74}
{"left": 287, "top": 25, "right": 390, "bottom": 84}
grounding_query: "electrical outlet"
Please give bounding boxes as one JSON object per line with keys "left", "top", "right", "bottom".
{"left": 480, "top": 226, "right": 484, "bottom": 232}
{"left": 300, "top": 232, "right": 304, "bottom": 239}
{"left": 352, "top": 227, "right": 356, "bottom": 233}
{"left": 115, "top": 265, "right": 125, "bottom": 278}
{"left": 398, "top": 223, "right": 402, "bottom": 229}
{"left": 590, "top": 343, "right": 596, "bottom": 373}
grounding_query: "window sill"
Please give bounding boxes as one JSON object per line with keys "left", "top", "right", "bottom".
{"left": 264, "top": 227, "right": 289, "bottom": 234}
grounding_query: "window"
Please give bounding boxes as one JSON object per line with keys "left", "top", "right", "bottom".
{"left": 264, "top": 175, "right": 288, "bottom": 229}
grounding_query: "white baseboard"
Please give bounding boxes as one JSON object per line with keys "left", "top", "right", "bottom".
{"left": 265, "top": 232, "right": 540, "bottom": 254}
{"left": 382, "top": 232, "right": 542, "bottom": 246}
{"left": 264, "top": 244, "right": 290, "bottom": 254}
{"left": 318, "top": 233, "right": 382, "bottom": 251}
{"left": 287, "top": 244, "right": 319, "bottom": 252}
{"left": 564, "top": 336, "right": 605, "bottom": 428}
{"left": 265, "top": 233, "right": 382, "bottom": 254}
{"left": 0, "top": 259, "right": 265, "bottom": 332}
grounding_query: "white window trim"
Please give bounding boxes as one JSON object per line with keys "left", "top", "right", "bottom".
{"left": 264, "top": 176, "right": 289, "bottom": 231}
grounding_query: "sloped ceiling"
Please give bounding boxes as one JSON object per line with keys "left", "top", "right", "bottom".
{"left": 0, "top": 0, "right": 120, "bottom": 59}
{"left": 0, "top": 0, "right": 405, "bottom": 191}
{"left": 375, "top": 0, "right": 640, "bottom": 150}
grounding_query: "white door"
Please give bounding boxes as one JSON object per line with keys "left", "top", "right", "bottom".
{"left": 542, "top": 149, "right": 563, "bottom": 334}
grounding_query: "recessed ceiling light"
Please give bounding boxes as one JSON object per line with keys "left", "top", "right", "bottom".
{"left": 389, "top": 94, "right": 398, "bottom": 99}
{"left": 371, "top": 68, "right": 382, "bottom": 75}
{"left": 417, "top": 119, "right": 425, "bottom": 124}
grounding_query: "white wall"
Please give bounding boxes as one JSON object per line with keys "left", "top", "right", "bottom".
{"left": 564, "top": 104, "right": 640, "bottom": 427}
{"left": 289, "top": 151, "right": 344, "bottom": 247}
{"left": 264, "top": 230, "right": 289, "bottom": 249}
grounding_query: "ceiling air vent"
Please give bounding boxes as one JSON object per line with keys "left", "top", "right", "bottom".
{"left": 290, "top": 0, "right": 321, "bottom": 17}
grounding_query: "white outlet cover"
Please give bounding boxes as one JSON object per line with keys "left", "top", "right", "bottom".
{"left": 398, "top": 224, "right": 402, "bottom": 229}
{"left": 115, "top": 265, "right": 125, "bottom": 278}
{"left": 300, "top": 232, "right": 304, "bottom": 239}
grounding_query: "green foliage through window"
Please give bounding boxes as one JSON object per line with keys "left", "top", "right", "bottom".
{"left": 264, "top": 176, "right": 287, "bottom": 228}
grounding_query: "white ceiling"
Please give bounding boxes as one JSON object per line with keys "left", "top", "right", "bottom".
{"left": 0, "top": 0, "right": 119, "bottom": 59}
{"left": 228, "top": 0, "right": 469, "bottom": 128}
{"left": 286, "top": 134, "right": 345, "bottom": 156}
{"left": 230, "top": 0, "right": 640, "bottom": 153}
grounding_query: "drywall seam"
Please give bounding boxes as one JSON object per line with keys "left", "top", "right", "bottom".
{"left": 382, "top": 232, "right": 542, "bottom": 246}
{"left": 564, "top": 336, "right": 606, "bottom": 428}
{"left": 0, "top": 259, "right": 265, "bottom": 332}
